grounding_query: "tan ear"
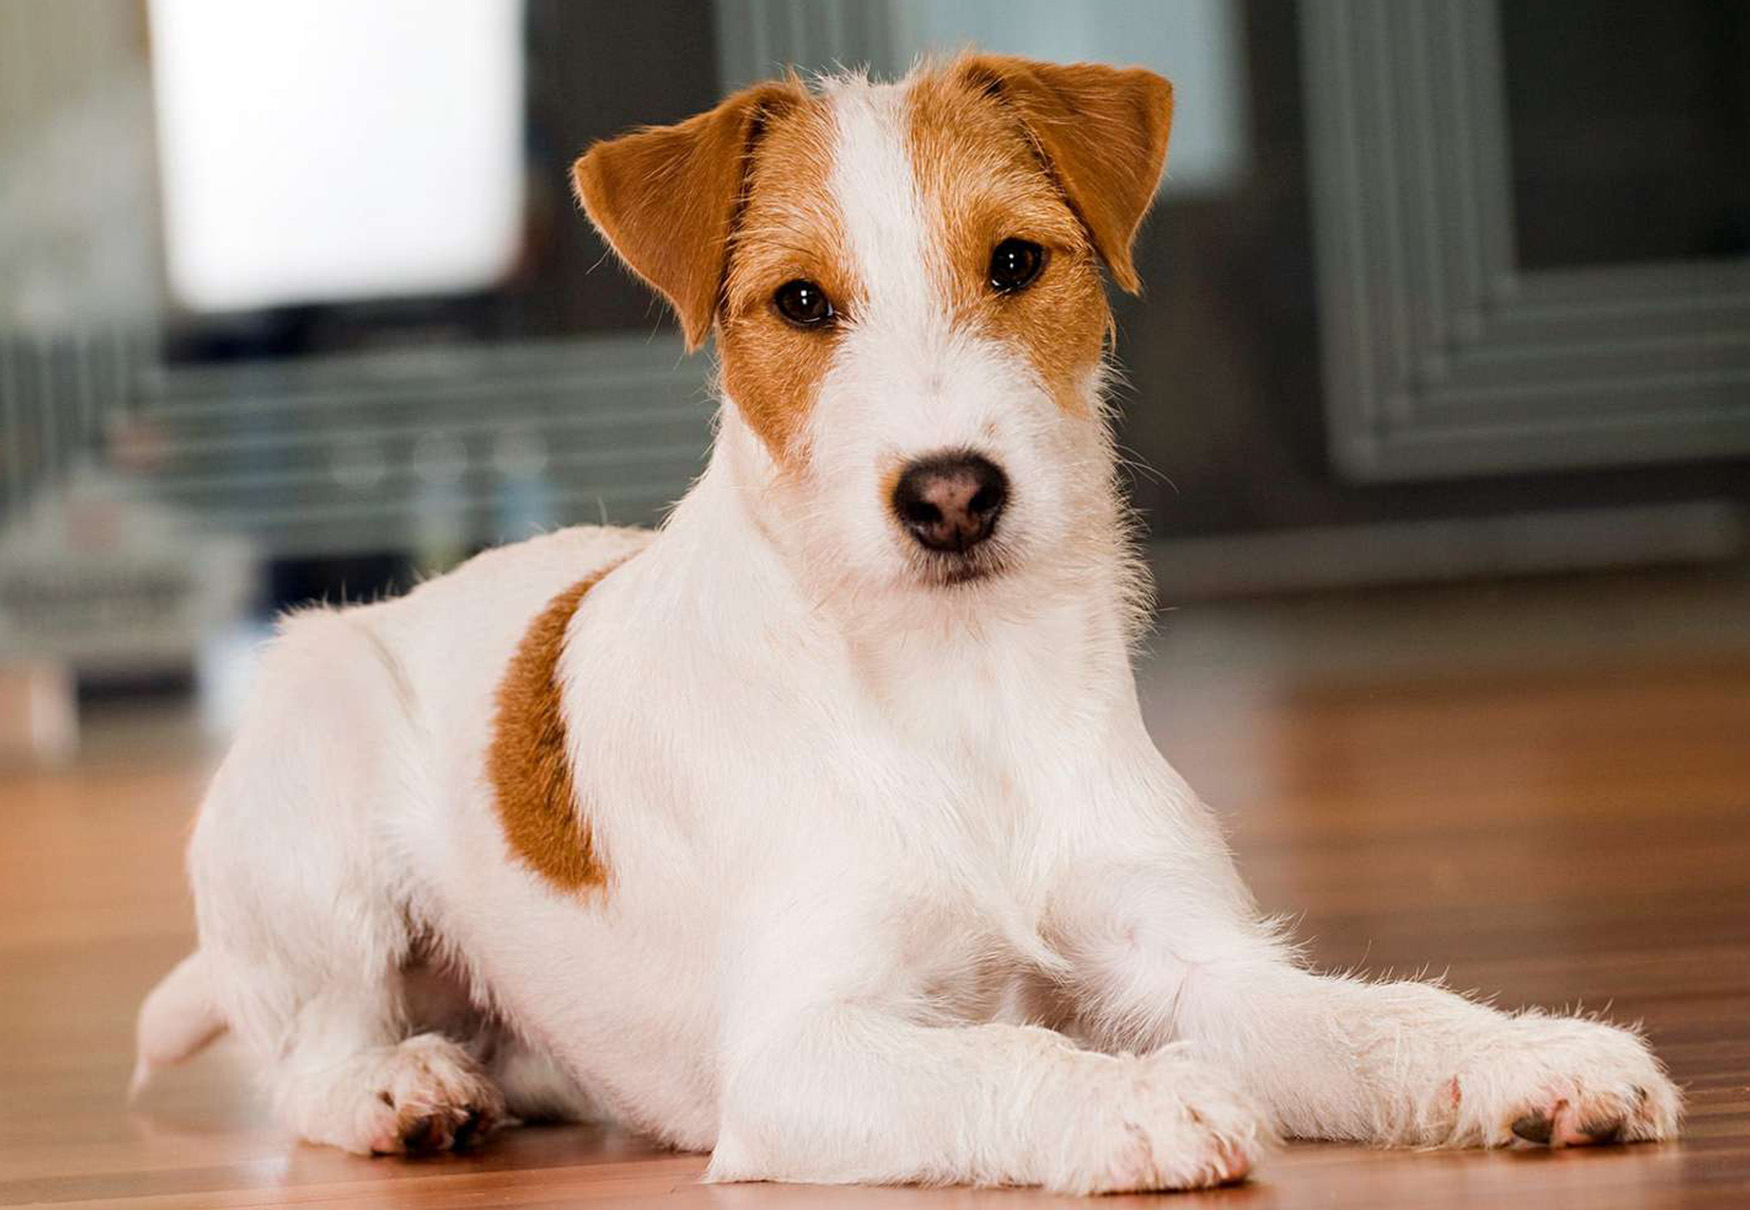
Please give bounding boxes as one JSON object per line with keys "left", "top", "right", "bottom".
{"left": 572, "top": 82, "right": 801, "bottom": 350}
{"left": 954, "top": 55, "right": 1173, "bottom": 294}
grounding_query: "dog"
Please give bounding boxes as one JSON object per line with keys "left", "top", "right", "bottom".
{"left": 134, "top": 55, "right": 1680, "bottom": 1193}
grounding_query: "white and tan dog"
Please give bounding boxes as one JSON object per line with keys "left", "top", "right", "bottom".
{"left": 135, "top": 56, "right": 1680, "bottom": 1193}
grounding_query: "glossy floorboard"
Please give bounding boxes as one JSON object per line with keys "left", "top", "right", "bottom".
{"left": 2, "top": 571, "right": 1747, "bottom": 1208}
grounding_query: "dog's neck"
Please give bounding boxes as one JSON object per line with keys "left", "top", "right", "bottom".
{"left": 653, "top": 405, "right": 1144, "bottom": 715}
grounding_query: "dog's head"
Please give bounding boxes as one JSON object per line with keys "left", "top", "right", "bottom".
{"left": 575, "top": 56, "right": 1172, "bottom": 596}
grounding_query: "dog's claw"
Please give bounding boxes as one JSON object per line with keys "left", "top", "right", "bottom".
{"left": 452, "top": 1108, "right": 486, "bottom": 1150}
{"left": 1511, "top": 1113, "right": 1554, "bottom": 1145}
{"left": 400, "top": 1115, "right": 448, "bottom": 1153}
{"left": 1581, "top": 1119, "right": 1624, "bottom": 1145}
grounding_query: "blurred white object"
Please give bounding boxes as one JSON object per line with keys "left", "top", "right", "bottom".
{"left": 0, "top": 661, "right": 76, "bottom": 767}
{"left": 148, "top": 0, "right": 526, "bottom": 312}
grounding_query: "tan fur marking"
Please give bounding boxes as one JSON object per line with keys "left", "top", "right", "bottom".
{"left": 573, "top": 80, "right": 807, "bottom": 350}
{"left": 718, "top": 93, "right": 848, "bottom": 465}
{"left": 488, "top": 562, "right": 626, "bottom": 893}
{"left": 947, "top": 56, "right": 1174, "bottom": 295}
{"left": 906, "top": 61, "right": 1120, "bottom": 415}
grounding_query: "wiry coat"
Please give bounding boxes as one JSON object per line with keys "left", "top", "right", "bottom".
{"left": 135, "top": 57, "right": 1679, "bottom": 1194}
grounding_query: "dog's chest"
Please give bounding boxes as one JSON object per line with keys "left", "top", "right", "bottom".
{"left": 858, "top": 613, "right": 1101, "bottom": 778}
{"left": 884, "top": 877, "right": 1066, "bottom": 1027}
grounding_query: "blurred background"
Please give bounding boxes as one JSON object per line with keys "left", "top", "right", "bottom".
{"left": 0, "top": 0, "right": 1746, "bottom": 755}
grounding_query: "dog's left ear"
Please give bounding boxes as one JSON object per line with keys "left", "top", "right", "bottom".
{"left": 573, "top": 82, "right": 801, "bottom": 350}
{"left": 954, "top": 55, "right": 1173, "bottom": 295}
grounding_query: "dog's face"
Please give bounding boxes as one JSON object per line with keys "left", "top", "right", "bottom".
{"left": 575, "top": 56, "right": 1172, "bottom": 594}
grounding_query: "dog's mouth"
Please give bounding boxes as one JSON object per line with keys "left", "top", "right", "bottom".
{"left": 915, "top": 546, "right": 1010, "bottom": 589}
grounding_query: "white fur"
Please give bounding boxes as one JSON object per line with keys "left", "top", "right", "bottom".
{"left": 136, "top": 71, "right": 1680, "bottom": 1192}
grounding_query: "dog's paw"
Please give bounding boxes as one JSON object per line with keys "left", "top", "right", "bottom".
{"left": 1443, "top": 1014, "right": 1680, "bottom": 1149}
{"left": 1040, "top": 1048, "right": 1272, "bottom": 1194}
{"left": 290, "top": 1033, "right": 509, "bottom": 1157}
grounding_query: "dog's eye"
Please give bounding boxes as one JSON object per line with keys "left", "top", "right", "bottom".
{"left": 988, "top": 239, "right": 1044, "bottom": 294}
{"left": 773, "top": 279, "right": 834, "bottom": 329}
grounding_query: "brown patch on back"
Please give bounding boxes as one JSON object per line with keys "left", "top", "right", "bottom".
{"left": 487, "top": 561, "right": 626, "bottom": 894}
{"left": 718, "top": 93, "right": 849, "bottom": 465}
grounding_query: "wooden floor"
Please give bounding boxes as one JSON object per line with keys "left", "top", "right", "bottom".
{"left": 2, "top": 570, "right": 1748, "bottom": 1208}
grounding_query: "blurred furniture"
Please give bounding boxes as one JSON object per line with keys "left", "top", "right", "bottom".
{"left": 0, "top": 467, "right": 254, "bottom": 762}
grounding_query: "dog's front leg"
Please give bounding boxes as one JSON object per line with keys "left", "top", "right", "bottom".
{"left": 705, "top": 898, "right": 1268, "bottom": 1193}
{"left": 1051, "top": 796, "right": 1682, "bottom": 1149}
{"left": 1173, "top": 957, "right": 1684, "bottom": 1148}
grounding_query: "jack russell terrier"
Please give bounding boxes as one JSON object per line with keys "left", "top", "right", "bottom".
{"left": 135, "top": 55, "right": 1679, "bottom": 1193}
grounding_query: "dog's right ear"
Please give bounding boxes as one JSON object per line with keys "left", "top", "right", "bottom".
{"left": 573, "top": 82, "right": 801, "bottom": 352}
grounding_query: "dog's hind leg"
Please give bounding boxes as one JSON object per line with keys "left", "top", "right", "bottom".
{"left": 183, "top": 608, "right": 505, "bottom": 1155}
{"left": 399, "top": 958, "right": 604, "bottom": 1125}
{"left": 480, "top": 1028, "right": 606, "bottom": 1124}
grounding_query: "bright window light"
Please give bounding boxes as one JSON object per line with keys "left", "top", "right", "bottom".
{"left": 889, "top": 0, "right": 1250, "bottom": 195}
{"left": 148, "top": 0, "right": 525, "bottom": 313}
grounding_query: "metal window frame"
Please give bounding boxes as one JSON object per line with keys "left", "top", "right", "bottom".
{"left": 1300, "top": 0, "right": 1750, "bottom": 481}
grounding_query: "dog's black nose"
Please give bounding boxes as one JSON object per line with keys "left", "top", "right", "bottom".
{"left": 891, "top": 454, "right": 1009, "bottom": 553}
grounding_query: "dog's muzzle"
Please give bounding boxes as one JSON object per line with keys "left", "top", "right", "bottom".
{"left": 891, "top": 452, "right": 1009, "bottom": 555}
